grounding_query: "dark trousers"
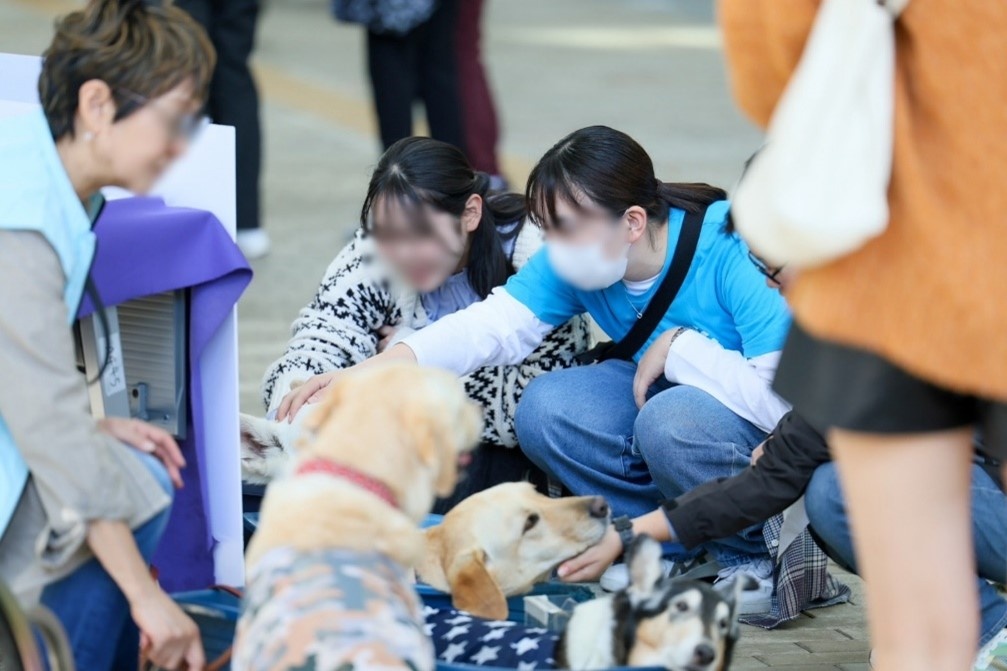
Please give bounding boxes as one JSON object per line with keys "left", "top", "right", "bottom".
{"left": 366, "top": 0, "right": 465, "bottom": 152}
{"left": 176, "top": 0, "right": 263, "bottom": 231}
{"left": 455, "top": 0, "right": 500, "bottom": 175}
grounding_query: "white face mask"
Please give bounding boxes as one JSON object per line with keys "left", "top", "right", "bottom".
{"left": 547, "top": 238, "right": 631, "bottom": 291}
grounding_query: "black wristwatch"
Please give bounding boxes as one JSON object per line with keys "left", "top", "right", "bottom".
{"left": 612, "top": 515, "right": 635, "bottom": 555}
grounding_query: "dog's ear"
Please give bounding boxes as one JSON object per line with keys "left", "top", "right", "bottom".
{"left": 240, "top": 413, "right": 281, "bottom": 455}
{"left": 448, "top": 549, "right": 508, "bottom": 620}
{"left": 397, "top": 398, "right": 459, "bottom": 497}
{"left": 240, "top": 413, "right": 291, "bottom": 484}
{"left": 715, "top": 572, "right": 760, "bottom": 639}
{"left": 626, "top": 534, "right": 665, "bottom": 599}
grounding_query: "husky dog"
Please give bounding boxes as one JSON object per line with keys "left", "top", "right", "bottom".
{"left": 557, "top": 536, "right": 754, "bottom": 671}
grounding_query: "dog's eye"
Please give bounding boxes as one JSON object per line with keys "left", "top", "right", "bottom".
{"left": 523, "top": 513, "right": 540, "bottom": 532}
{"left": 719, "top": 618, "right": 729, "bottom": 631}
{"left": 675, "top": 600, "right": 689, "bottom": 613}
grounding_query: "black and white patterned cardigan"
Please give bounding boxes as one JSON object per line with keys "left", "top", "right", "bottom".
{"left": 261, "top": 225, "right": 593, "bottom": 448}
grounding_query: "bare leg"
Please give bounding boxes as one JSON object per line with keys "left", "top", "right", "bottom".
{"left": 829, "top": 427, "right": 977, "bottom": 671}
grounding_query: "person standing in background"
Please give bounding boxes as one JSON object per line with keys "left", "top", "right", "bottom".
{"left": 336, "top": 0, "right": 465, "bottom": 152}
{"left": 455, "top": 0, "right": 504, "bottom": 190}
{"left": 720, "top": 2, "right": 1007, "bottom": 670}
{"left": 176, "top": 0, "right": 268, "bottom": 259}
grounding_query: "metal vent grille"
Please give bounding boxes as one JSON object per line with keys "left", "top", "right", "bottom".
{"left": 116, "top": 291, "right": 187, "bottom": 438}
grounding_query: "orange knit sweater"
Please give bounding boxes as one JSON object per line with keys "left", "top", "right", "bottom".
{"left": 719, "top": 0, "right": 1007, "bottom": 402}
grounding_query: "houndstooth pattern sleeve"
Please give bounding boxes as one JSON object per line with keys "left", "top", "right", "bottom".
{"left": 462, "top": 315, "right": 593, "bottom": 447}
{"left": 457, "top": 224, "right": 593, "bottom": 447}
{"left": 261, "top": 231, "right": 401, "bottom": 411}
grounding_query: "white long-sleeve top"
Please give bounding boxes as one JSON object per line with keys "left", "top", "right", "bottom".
{"left": 404, "top": 288, "right": 790, "bottom": 432}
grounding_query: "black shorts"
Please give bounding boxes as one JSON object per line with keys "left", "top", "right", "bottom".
{"left": 774, "top": 321, "right": 1007, "bottom": 461}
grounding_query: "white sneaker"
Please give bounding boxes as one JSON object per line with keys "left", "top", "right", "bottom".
{"left": 599, "top": 554, "right": 721, "bottom": 592}
{"left": 713, "top": 559, "right": 774, "bottom": 615}
{"left": 236, "top": 229, "right": 271, "bottom": 260}
{"left": 600, "top": 560, "right": 672, "bottom": 592}
{"left": 975, "top": 627, "right": 1007, "bottom": 670}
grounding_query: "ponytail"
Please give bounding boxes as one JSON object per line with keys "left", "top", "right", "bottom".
{"left": 654, "top": 180, "right": 728, "bottom": 215}
{"left": 466, "top": 172, "right": 528, "bottom": 299}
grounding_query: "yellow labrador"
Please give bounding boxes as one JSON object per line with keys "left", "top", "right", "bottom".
{"left": 417, "top": 482, "right": 610, "bottom": 620}
{"left": 236, "top": 364, "right": 482, "bottom": 671}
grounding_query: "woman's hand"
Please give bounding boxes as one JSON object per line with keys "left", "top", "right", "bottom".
{"left": 633, "top": 329, "right": 679, "bottom": 409}
{"left": 276, "top": 344, "right": 420, "bottom": 423}
{"left": 131, "top": 584, "right": 205, "bottom": 670}
{"left": 377, "top": 325, "right": 398, "bottom": 353}
{"left": 557, "top": 526, "right": 623, "bottom": 583}
{"left": 98, "top": 418, "right": 185, "bottom": 488}
{"left": 275, "top": 371, "right": 340, "bottom": 423}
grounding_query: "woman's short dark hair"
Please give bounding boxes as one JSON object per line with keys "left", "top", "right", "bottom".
{"left": 361, "top": 137, "right": 528, "bottom": 300}
{"left": 39, "top": 0, "right": 216, "bottom": 140}
{"left": 526, "top": 125, "right": 727, "bottom": 233}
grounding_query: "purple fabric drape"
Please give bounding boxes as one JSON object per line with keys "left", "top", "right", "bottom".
{"left": 79, "top": 196, "right": 252, "bottom": 591}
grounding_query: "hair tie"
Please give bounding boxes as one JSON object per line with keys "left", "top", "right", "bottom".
{"left": 472, "top": 171, "right": 491, "bottom": 196}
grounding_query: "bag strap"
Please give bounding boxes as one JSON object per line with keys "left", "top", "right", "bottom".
{"left": 576, "top": 206, "right": 706, "bottom": 364}
{"left": 882, "top": 0, "right": 910, "bottom": 18}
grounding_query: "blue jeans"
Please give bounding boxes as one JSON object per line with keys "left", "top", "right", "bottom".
{"left": 40, "top": 451, "right": 174, "bottom": 671}
{"left": 806, "top": 462, "right": 1007, "bottom": 647}
{"left": 515, "top": 360, "right": 769, "bottom": 567}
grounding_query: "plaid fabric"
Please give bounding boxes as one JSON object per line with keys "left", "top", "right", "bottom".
{"left": 740, "top": 502, "right": 851, "bottom": 629}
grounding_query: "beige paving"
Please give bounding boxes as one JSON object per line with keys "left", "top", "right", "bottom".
{"left": 0, "top": 0, "right": 869, "bottom": 666}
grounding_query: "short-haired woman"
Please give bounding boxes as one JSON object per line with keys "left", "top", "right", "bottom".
{"left": 0, "top": 1, "right": 216, "bottom": 668}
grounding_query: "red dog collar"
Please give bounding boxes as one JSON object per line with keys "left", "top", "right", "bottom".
{"left": 296, "top": 458, "right": 399, "bottom": 509}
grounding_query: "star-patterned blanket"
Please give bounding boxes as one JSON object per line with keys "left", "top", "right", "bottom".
{"left": 425, "top": 606, "right": 560, "bottom": 670}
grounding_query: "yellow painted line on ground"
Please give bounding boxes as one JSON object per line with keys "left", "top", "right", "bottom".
{"left": 11, "top": 0, "right": 534, "bottom": 184}
{"left": 253, "top": 62, "right": 377, "bottom": 137}
{"left": 505, "top": 26, "right": 721, "bottom": 51}
{"left": 12, "top": 0, "right": 79, "bottom": 15}
{"left": 254, "top": 63, "right": 533, "bottom": 183}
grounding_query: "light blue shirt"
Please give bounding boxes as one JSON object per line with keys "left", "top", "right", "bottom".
{"left": 420, "top": 221, "right": 521, "bottom": 322}
{"left": 0, "top": 110, "right": 98, "bottom": 537}
{"left": 421, "top": 270, "right": 481, "bottom": 322}
{"left": 505, "top": 200, "right": 791, "bottom": 361}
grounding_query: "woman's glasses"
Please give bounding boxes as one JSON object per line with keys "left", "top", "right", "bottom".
{"left": 748, "top": 250, "right": 785, "bottom": 284}
{"left": 118, "top": 89, "right": 209, "bottom": 143}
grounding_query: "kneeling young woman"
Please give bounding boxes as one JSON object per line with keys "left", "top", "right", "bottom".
{"left": 278, "top": 126, "right": 791, "bottom": 603}
{"left": 264, "top": 138, "right": 591, "bottom": 503}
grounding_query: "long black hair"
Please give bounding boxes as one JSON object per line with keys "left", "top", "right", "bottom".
{"left": 526, "top": 125, "right": 726, "bottom": 233}
{"left": 360, "top": 137, "right": 527, "bottom": 300}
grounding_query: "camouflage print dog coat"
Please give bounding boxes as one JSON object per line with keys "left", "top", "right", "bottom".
{"left": 234, "top": 547, "right": 433, "bottom": 671}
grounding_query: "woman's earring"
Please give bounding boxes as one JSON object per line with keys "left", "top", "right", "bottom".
{"left": 83, "top": 131, "right": 94, "bottom": 142}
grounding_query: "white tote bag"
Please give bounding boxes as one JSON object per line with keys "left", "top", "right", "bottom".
{"left": 732, "top": 0, "right": 910, "bottom": 268}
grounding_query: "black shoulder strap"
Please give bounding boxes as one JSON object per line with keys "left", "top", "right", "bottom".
{"left": 576, "top": 206, "right": 706, "bottom": 364}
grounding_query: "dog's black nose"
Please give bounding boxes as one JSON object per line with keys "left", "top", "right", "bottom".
{"left": 693, "top": 643, "right": 715, "bottom": 665}
{"left": 588, "top": 497, "right": 609, "bottom": 519}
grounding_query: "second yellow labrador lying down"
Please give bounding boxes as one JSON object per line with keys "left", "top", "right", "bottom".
{"left": 417, "top": 482, "right": 610, "bottom": 620}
